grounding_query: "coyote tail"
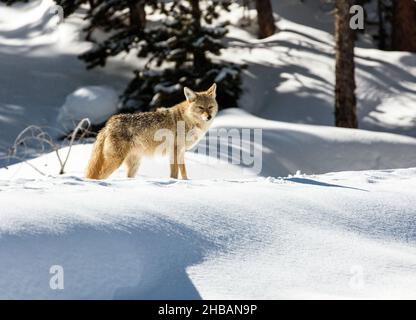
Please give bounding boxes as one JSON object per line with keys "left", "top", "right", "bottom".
{"left": 85, "top": 130, "right": 106, "bottom": 179}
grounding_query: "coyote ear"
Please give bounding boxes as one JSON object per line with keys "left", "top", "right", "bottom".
{"left": 184, "top": 87, "right": 197, "bottom": 102}
{"left": 207, "top": 83, "right": 217, "bottom": 98}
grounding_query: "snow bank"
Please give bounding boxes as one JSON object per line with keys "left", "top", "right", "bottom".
{"left": 215, "top": 109, "right": 416, "bottom": 177}
{"left": 222, "top": 1, "right": 416, "bottom": 137}
{"left": 1, "top": 164, "right": 416, "bottom": 299}
{"left": 0, "top": 0, "right": 134, "bottom": 155}
{"left": 1, "top": 110, "right": 416, "bottom": 299}
{"left": 2, "top": 0, "right": 416, "bottom": 300}
{"left": 56, "top": 86, "right": 119, "bottom": 131}
{"left": 2, "top": 109, "right": 416, "bottom": 180}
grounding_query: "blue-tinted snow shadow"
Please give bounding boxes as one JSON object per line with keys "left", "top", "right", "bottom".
{"left": 114, "top": 268, "right": 202, "bottom": 300}
{"left": 113, "top": 220, "right": 209, "bottom": 300}
{"left": 0, "top": 218, "right": 223, "bottom": 299}
{"left": 285, "top": 177, "right": 368, "bottom": 192}
{"left": 195, "top": 124, "right": 416, "bottom": 179}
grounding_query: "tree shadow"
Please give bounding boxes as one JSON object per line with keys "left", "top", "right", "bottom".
{"left": 0, "top": 48, "right": 133, "bottom": 168}
{"left": 112, "top": 220, "right": 212, "bottom": 300}
{"left": 0, "top": 217, "right": 224, "bottom": 299}
{"left": 354, "top": 53, "right": 416, "bottom": 136}
{"left": 239, "top": 61, "right": 333, "bottom": 126}
{"left": 198, "top": 117, "right": 416, "bottom": 178}
{"left": 0, "top": 8, "right": 56, "bottom": 40}
{"left": 226, "top": 19, "right": 416, "bottom": 137}
{"left": 285, "top": 177, "right": 368, "bottom": 192}
{"left": 0, "top": 0, "right": 42, "bottom": 12}
{"left": 270, "top": 0, "right": 335, "bottom": 34}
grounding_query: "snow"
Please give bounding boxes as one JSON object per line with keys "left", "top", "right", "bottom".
{"left": 154, "top": 83, "right": 182, "bottom": 95}
{"left": 1, "top": 110, "right": 416, "bottom": 299}
{"left": 221, "top": 1, "right": 416, "bottom": 137}
{"left": 1, "top": 0, "right": 416, "bottom": 300}
{"left": 56, "top": 86, "right": 119, "bottom": 131}
{"left": 3, "top": 109, "right": 416, "bottom": 180}
{"left": 214, "top": 67, "right": 239, "bottom": 83}
{"left": 0, "top": 0, "right": 137, "bottom": 156}
{"left": 1, "top": 151, "right": 416, "bottom": 299}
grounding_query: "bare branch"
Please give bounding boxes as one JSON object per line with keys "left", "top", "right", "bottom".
{"left": 60, "top": 118, "right": 91, "bottom": 174}
{"left": 1, "top": 118, "right": 92, "bottom": 176}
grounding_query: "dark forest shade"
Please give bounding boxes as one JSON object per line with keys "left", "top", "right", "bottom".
{"left": 189, "top": 0, "right": 208, "bottom": 70}
{"left": 334, "top": 0, "right": 357, "bottom": 128}
{"left": 128, "top": 0, "right": 146, "bottom": 29}
{"left": 392, "top": 0, "right": 416, "bottom": 52}
{"left": 255, "top": 0, "right": 276, "bottom": 39}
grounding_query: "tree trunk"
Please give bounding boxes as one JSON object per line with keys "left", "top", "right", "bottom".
{"left": 189, "top": 0, "right": 208, "bottom": 71}
{"left": 392, "top": 0, "right": 416, "bottom": 52}
{"left": 377, "top": 0, "right": 387, "bottom": 50}
{"left": 129, "top": 0, "right": 146, "bottom": 29}
{"left": 335, "top": 0, "right": 357, "bottom": 128}
{"left": 255, "top": 0, "right": 276, "bottom": 39}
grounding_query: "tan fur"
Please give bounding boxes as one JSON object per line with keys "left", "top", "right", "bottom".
{"left": 85, "top": 83, "right": 218, "bottom": 180}
{"left": 85, "top": 131, "right": 106, "bottom": 179}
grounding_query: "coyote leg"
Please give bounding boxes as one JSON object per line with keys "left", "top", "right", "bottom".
{"left": 178, "top": 149, "right": 188, "bottom": 180}
{"left": 169, "top": 144, "right": 179, "bottom": 179}
{"left": 99, "top": 157, "right": 124, "bottom": 179}
{"left": 170, "top": 163, "right": 179, "bottom": 179}
{"left": 125, "top": 152, "right": 141, "bottom": 178}
{"left": 179, "top": 164, "right": 187, "bottom": 180}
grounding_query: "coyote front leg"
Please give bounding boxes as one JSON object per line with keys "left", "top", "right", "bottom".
{"left": 170, "top": 144, "right": 179, "bottom": 179}
{"left": 178, "top": 148, "right": 188, "bottom": 180}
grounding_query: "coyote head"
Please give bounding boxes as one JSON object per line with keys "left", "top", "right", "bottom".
{"left": 183, "top": 83, "right": 218, "bottom": 122}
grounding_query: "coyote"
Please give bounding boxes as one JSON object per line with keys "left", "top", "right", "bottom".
{"left": 85, "top": 83, "right": 218, "bottom": 180}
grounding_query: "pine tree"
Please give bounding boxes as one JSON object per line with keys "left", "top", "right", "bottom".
{"left": 49, "top": 0, "right": 242, "bottom": 112}
{"left": 3, "top": 0, "right": 242, "bottom": 112}
{"left": 254, "top": 0, "right": 276, "bottom": 39}
{"left": 334, "top": 0, "right": 357, "bottom": 128}
{"left": 55, "top": 0, "right": 155, "bottom": 56}
{"left": 375, "top": 0, "right": 389, "bottom": 50}
{"left": 392, "top": 0, "right": 416, "bottom": 52}
{"left": 122, "top": 0, "right": 242, "bottom": 111}
{"left": 0, "top": 0, "right": 28, "bottom": 4}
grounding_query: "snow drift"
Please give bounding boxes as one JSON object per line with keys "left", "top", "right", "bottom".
{"left": 56, "top": 86, "right": 119, "bottom": 132}
{"left": 2, "top": 109, "right": 416, "bottom": 180}
{"left": 1, "top": 0, "right": 416, "bottom": 300}
{"left": 222, "top": 1, "right": 416, "bottom": 137}
{"left": 1, "top": 111, "right": 416, "bottom": 299}
{"left": 1, "top": 165, "right": 416, "bottom": 299}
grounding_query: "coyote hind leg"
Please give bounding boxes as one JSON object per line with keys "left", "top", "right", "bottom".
{"left": 99, "top": 157, "right": 124, "bottom": 179}
{"left": 98, "top": 141, "right": 128, "bottom": 179}
{"left": 125, "top": 152, "right": 141, "bottom": 178}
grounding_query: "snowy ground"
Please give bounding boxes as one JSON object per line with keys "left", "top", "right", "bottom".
{"left": 224, "top": 1, "right": 416, "bottom": 137}
{"left": 1, "top": 110, "right": 416, "bottom": 299}
{"left": 2, "top": 109, "right": 416, "bottom": 179}
{"left": 1, "top": 0, "right": 416, "bottom": 300}
{"left": 2, "top": 155, "right": 416, "bottom": 299}
{"left": 1, "top": 0, "right": 416, "bottom": 158}
{"left": 0, "top": 0, "right": 137, "bottom": 155}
